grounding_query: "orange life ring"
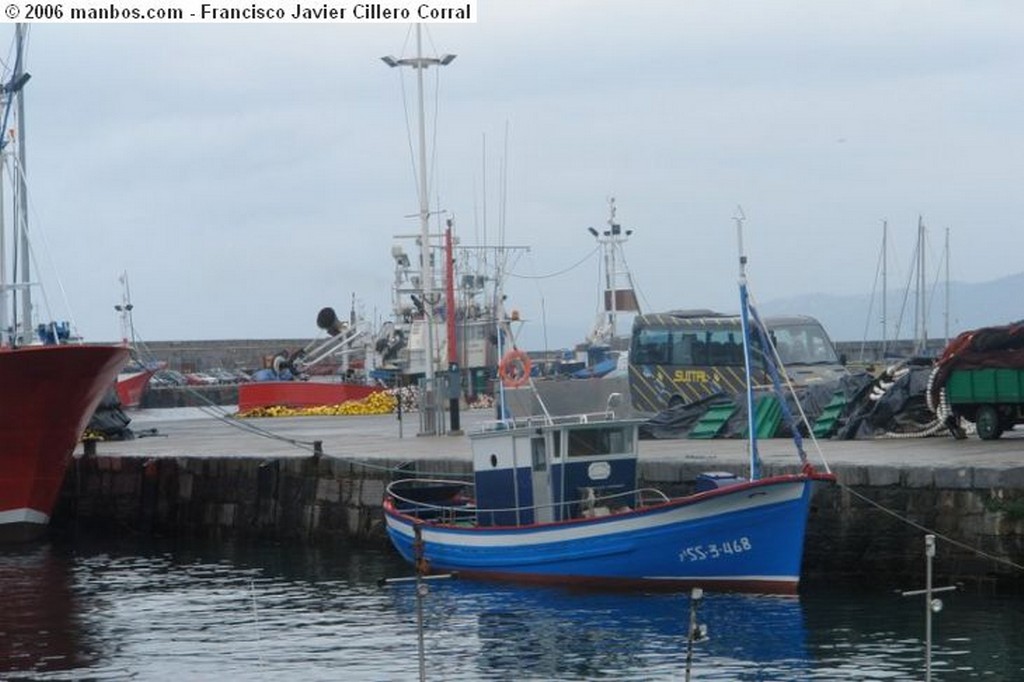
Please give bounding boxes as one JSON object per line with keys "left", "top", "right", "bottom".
{"left": 498, "top": 349, "right": 531, "bottom": 388}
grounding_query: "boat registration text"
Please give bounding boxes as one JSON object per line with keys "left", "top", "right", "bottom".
{"left": 678, "top": 537, "right": 753, "bottom": 562}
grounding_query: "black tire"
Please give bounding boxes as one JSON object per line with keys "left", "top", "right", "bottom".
{"left": 976, "top": 405, "right": 1004, "bottom": 441}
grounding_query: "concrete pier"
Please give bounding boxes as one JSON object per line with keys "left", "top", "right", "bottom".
{"left": 60, "top": 407, "right": 1024, "bottom": 589}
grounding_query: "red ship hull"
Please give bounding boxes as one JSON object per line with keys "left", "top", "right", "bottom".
{"left": 0, "top": 344, "right": 129, "bottom": 542}
{"left": 115, "top": 367, "right": 157, "bottom": 408}
{"left": 237, "top": 381, "right": 380, "bottom": 413}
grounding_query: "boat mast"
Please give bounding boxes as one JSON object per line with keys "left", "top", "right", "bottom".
{"left": 381, "top": 25, "right": 455, "bottom": 383}
{"left": 944, "top": 227, "right": 950, "bottom": 345}
{"left": 0, "top": 118, "right": 6, "bottom": 347}
{"left": 1, "top": 25, "right": 33, "bottom": 348}
{"left": 735, "top": 208, "right": 760, "bottom": 481}
{"left": 115, "top": 270, "right": 135, "bottom": 347}
{"left": 586, "top": 197, "right": 639, "bottom": 346}
{"left": 915, "top": 215, "right": 927, "bottom": 356}
{"left": 881, "top": 219, "right": 888, "bottom": 357}
{"left": 11, "top": 25, "right": 32, "bottom": 346}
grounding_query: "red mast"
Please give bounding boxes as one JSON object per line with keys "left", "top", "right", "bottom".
{"left": 445, "top": 220, "right": 458, "bottom": 365}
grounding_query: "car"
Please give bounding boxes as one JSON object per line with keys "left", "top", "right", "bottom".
{"left": 207, "top": 368, "right": 239, "bottom": 384}
{"left": 185, "top": 372, "right": 217, "bottom": 386}
{"left": 151, "top": 369, "right": 188, "bottom": 387}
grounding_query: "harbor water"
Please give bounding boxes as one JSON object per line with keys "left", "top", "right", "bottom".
{"left": 2, "top": 536, "right": 1023, "bottom": 681}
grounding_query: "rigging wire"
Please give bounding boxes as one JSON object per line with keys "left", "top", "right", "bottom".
{"left": 859, "top": 225, "right": 886, "bottom": 362}
{"left": 2, "top": 123, "right": 82, "bottom": 343}
{"left": 507, "top": 244, "right": 599, "bottom": 280}
{"left": 838, "top": 481, "right": 1024, "bottom": 574}
{"left": 393, "top": 26, "right": 421, "bottom": 212}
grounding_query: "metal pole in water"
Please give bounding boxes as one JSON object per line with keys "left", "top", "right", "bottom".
{"left": 684, "top": 586, "right": 705, "bottom": 682}
{"left": 925, "top": 534, "right": 934, "bottom": 682}
{"left": 377, "top": 522, "right": 456, "bottom": 681}
{"left": 414, "top": 523, "right": 426, "bottom": 682}
{"left": 900, "top": 534, "right": 955, "bottom": 682}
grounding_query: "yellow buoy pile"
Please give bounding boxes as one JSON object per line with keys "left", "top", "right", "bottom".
{"left": 237, "top": 390, "right": 398, "bottom": 418}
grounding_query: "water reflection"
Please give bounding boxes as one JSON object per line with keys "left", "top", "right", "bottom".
{"left": 383, "top": 578, "right": 813, "bottom": 681}
{"left": 0, "top": 538, "right": 1021, "bottom": 680}
{"left": 0, "top": 544, "right": 86, "bottom": 676}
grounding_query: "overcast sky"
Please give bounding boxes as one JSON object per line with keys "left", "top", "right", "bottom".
{"left": 4, "top": 1, "right": 1023, "bottom": 351}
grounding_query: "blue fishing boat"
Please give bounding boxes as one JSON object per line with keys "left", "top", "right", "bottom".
{"left": 383, "top": 215, "right": 835, "bottom": 594}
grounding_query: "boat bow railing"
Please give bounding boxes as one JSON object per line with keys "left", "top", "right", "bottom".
{"left": 387, "top": 478, "right": 674, "bottom": 525}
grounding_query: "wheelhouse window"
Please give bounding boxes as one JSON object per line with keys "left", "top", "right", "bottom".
{"left": 567, "top": 427, "right": 628, "bottom": 457}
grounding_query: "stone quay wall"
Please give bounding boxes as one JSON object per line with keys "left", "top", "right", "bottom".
{"left": 54, "top": 455, "right": 1024, "bottom": 591}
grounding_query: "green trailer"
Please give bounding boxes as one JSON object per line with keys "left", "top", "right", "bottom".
{"left": 946, "top": 368, "right": 1024, "bottom": 440}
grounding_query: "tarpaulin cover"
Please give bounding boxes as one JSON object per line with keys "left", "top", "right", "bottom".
{"left": 87, "top": 388, "right": 134, "bottom": 440}
{"left": 835, "top": 360, "right": 937, "bottom": 440}
{"left": 639, "top": 372, "right": 875, "bottom": 440}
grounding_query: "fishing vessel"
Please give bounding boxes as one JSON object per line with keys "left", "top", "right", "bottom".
{"left": 382, "top": 213, "right": 835, "bottom": 593}
{"left": 501, "top": 198, "right": 638, "bottom": 419}
{"left": 112, "top": 272, "right": 162, "bottom": 408}
{"left": 0, "top": 25, "right": 129, "bottom": 541}
{"left": 116, "top": 363, "right": 159, "bottom": 409}
{"left": 240, "top": 29, "right": 513, "bottom": 419}
{"left": 236, "top": 304, "right": 382, "bottom": 412}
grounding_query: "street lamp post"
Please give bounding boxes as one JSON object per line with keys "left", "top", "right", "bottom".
{"left": 382, "top": 25, "right": 455, "bottom": 383}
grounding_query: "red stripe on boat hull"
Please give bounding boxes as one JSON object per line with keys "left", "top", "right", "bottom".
{"left": 0, "top": 344, "right": 129, "bottom": 542}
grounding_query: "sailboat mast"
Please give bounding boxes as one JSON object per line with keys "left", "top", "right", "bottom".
{"left": 944, "top": 227, "right": 950, "bottom": 345}
{"left": 919, "top": 216, "right": 928, "bottom": 355}
{"left": 881, "top": 219, "right": 887, "bottom": 357}
{"left": 735, "top": 208, "right": 760, "bottom": 481}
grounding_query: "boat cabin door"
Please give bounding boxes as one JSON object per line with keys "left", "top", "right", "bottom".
{"left": 530, "top": 434, "right": 554, "bottom": 523}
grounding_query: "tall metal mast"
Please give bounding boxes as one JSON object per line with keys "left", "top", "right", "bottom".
{"left": 0, "top": 24, "right": 32, "bottom": 347}
{"left": 382, "top": 25, "right": 455, "bottom": 382}
{"left": 881, "top": 219, "right": 888, "bottom": 357}
{"left": 587, "top": 197, "right": 639, "bottom": 346}
{"left": 915, "top": 215, "right": 927, "bottom": 356}
{"left": 0, "top": 117, "right": 6, "bottom": 346}
{"left": 15, "top": 24, "right": 30, "bottom": 347}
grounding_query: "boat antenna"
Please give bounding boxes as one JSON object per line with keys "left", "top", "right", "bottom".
{"left": 735, "top": 206, "right": 761, "bottom": 481}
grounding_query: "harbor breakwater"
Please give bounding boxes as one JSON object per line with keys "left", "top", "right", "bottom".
{"left": 54, "top": 449, "right": 1024, "bottom": 590}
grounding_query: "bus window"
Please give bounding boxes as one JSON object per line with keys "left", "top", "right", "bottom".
{"left": 707, "top": 330, "right": 744, "bottom": 366}
{"left": 670, "top": 331, "right": 698, "bottom": 365}
{"left": 633, "top": 329, "right": 670, "bottom": 364}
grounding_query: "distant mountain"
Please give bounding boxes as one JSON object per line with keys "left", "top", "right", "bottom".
{"left": 759, "top": 271, "right": 1024, "bottom": 344}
